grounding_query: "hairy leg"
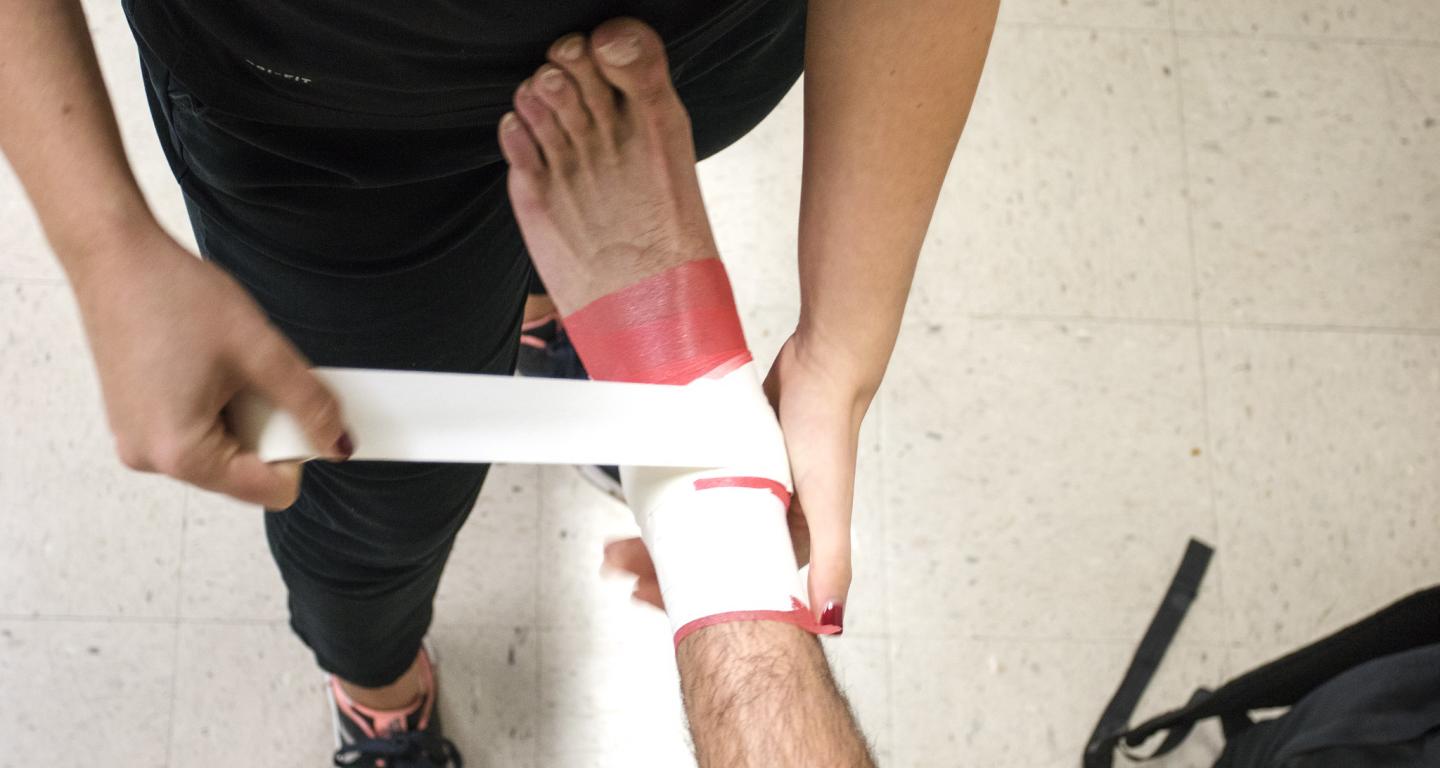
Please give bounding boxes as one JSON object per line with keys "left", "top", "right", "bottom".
{"left": 678, "top": 622, "right": 876, "bottom": 768}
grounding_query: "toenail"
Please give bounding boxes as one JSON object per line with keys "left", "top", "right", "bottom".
{"left": 556, "top": 36, "right": 584, "bottom": 61}
{"left": 539, "top": 68, "right": 565, "bottom": 92}
{"left": 598, "top": 34, "right": 640, "bottom": 66}
{"left": 500, "top": 112, "right": 520, "bottom": 132}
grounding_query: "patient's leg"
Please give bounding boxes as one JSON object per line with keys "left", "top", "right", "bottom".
{"left": 500, "top": 17, "right": 837, "bottom": 644}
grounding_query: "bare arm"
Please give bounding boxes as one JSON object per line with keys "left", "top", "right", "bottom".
{"left": 797, "top": 0, "right": 999, "bottom": 377}
{"left": 1, "top": 0, "right": 350, "bottom": 506}
{"left": 766, "top": 0, "right": 1001, "bottom": 633}
{"left": 0, "top": 0, "right": 153, "bottom": 270}
{"left": 678, "top": 621, "right": 875, "bottom": 768}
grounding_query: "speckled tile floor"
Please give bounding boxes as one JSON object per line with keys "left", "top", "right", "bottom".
{"left": 2, "top": 1, "right": 1439, "bottom": 766}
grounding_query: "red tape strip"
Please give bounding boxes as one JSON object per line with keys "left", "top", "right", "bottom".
{"left": 694, "top": 476, "right": 792, "bottom": 509}
{"left": 673, "top": 597, "right": 842, "bottom": 649}
{"left": 562, "top": 259, "right": 751, "bottom": 385}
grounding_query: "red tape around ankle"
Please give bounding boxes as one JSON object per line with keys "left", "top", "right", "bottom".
{"left": 562, "top": 258, "right": 752, "bottom": 385}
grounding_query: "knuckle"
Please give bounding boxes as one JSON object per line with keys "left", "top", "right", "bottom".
{"left": 667, "top": 103, "right": 692, "bottom": 132}
{"left": 508, "top": 183, "right": 550, "bottom": 217}
{"left": 151, "top": 437, "right": 199, "bottom": 479}
{"left": 114, "top": 437, "right": 152, "bottom": 472}
{"left": 636, "top": 86, "right": 670, "bottom": 108}
{"left": 249, "top": 338, "right": 295, "bottom": 379}
{"left": 300, "top": 391, "right": 341, "bottom": 435}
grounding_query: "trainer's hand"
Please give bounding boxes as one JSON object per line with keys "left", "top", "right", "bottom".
{"left": 71, "top": 221, "right": 351, "bottom": 508}
{"left": 762, "top": 331, "right": 867, "bottom": 633}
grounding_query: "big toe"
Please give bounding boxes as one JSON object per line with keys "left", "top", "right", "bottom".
{"left": 591, "top": 18, "right": 676, "bottom": 109}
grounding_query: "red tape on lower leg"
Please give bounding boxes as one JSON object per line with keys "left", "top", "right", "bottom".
{"left": 693, "top": 476, "right": 792, "bottom": 509}
{"left": 562, "top": 258, "right": 752, "bottom": 385}
{"left": 673, "top": 598, "right": 842, "bottom": 650}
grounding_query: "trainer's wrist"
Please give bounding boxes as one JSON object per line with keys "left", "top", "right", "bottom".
{"left": 778, "top": 328, "right": 877, "bottom": 418}
{"left": 63, "top": 213, "right": 174, "bottom": 304}
{"left": 54, "top": 196, "right": 163, "bottom": 287}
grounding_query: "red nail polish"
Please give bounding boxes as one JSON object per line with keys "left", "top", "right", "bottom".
{"left": 335, "top": 432, "right": 354, "bottom": 459}
{"left": 821, "top": 601, "right": 845, "bottom": 636}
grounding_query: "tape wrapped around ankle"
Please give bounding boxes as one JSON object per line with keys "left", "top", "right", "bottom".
{"left": 231, "top": 259, "right": 839, "bottom": 646}
{"left": 564, "top": 258, "right": 839, "bottom": 646}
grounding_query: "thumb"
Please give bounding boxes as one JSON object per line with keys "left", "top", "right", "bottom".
{"left": 218, "top": 454, "right": 306, "bottom": 510}
{"left": 787, "top": 412, "right": 859, "bottom": 635}
{"left": 238, "top": 331, "right": 351, "bottom": 460}
{"left": 801, "top": 488, "right": 853, "bottom": 636}
{"left": 185, "top": 417, "right": 307, "bottom": 508}
{"left": 806, "top": 519, "right": 852, "bottom": 634}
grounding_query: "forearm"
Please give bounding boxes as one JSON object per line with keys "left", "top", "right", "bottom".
{"left": 1, "top": 0, "right": 155, "bottom": 282}
{"left": 797, "top": 0, "right": 1000, "bottom": 394}
{"left": 678, "top": 621, "right": 875, "bottom": 768}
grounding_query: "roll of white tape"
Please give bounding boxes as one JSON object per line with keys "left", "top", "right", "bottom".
{"left": 230, "top": 366, "right": 777, "bottom": 468}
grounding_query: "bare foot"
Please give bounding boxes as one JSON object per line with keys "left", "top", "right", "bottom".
{"left": 497, "top": 19, "right": 720, "bottom": 314}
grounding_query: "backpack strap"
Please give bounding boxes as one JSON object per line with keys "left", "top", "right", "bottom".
{"left": 1083, "top": 538, "right": 1214, "bottom": 768}
{"left": 1119, "top": 584, "right": 1440, "bottom": 749}
{"left": 1086, "top": 538, "right": 1440, "bottom": 767}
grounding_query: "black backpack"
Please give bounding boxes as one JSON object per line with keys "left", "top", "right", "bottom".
{"left": 1084, "top": 539, "right": 1440, "bottom": 768}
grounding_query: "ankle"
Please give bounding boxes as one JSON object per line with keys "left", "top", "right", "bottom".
{"left": 340, "top": 680, "right": 424, "bottom": 712}
{"left": 338, "top": 654, "right": 429, "bottom": 711}
{"left": 523, "top": 293, "right": 557, "bottom": 323}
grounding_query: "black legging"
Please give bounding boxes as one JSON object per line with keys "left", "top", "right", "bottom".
{"left": 130, "top": 0, "right": 805, "bottom": 686}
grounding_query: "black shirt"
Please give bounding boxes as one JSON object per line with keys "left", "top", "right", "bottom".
{"left": 125, "top": 0, "right": 780, "bottom": 129}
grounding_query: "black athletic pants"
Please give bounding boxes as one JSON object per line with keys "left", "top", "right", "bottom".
{"left": 132, "top": 1, "right": 805, "bottom": 686}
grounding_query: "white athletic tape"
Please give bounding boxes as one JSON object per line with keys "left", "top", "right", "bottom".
{"left": 622, "top": 361, "right": 807, "bottom": 639}
{"left": 231, "top": 366, "right": 781, "bottom": 468}
{"left": 233, "top": 363, "right": 820, "bottom": 643}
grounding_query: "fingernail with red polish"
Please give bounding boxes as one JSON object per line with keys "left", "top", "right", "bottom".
{"left": 821, "top": 601, "right": 845, "bottom": 636}
{"left": 334, "top": 432, "right": 355, "bottom": 459}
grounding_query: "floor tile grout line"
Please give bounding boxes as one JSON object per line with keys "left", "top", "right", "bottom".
{"left": 1168, "top": 11, "right": 1232, "bottom": 653}
{"left": 1202, "top": 319, "right": 1440, "bottom": 337}
{"left": 531, "top": 464, "right": 544, "bottom": 766}
{"left": 162, "top": 621, "right": 181, "bottom": 768}
{"left": 990, "top": 16, "right": 1440, "bottom": 49}
{"left": 969, "top": 634, "right": 1233, "bottom": 648}
{"left": 755, "top": 301, "right": 1440, "bottom": 336}
{"left": 0, "top": 276, "right": 67, "bottom": 286}
{"left": 0, "top": 613, "right": 288, "bottom": 625}
{"left": 995, "top": 18, "right": 1187, "bottom": 36}
{"left": 888, "top": 309, "right": 1440, "bottom": 338}
{"left": 961, "top": 311, "right": 1196, "bottom": 328}
{"left": 163, "top": 488, "right": 193, "bottom": 768}
{"left": 1174, "top": 26, "right": 1440, "bottom": 50}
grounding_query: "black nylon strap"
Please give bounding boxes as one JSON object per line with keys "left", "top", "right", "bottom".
{"left": 1121, "top": 583, "right": 1440, "bottom": 747}
{"left": 1083, "top": 538, "right": 1214, "bottom": 768}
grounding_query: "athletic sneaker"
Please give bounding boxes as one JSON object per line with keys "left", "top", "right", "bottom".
{"left": 329, "top": 644, "right": 461, "bottom": 767}
{"left": 517, "top": 311, "right": 624, "bottom": 501}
